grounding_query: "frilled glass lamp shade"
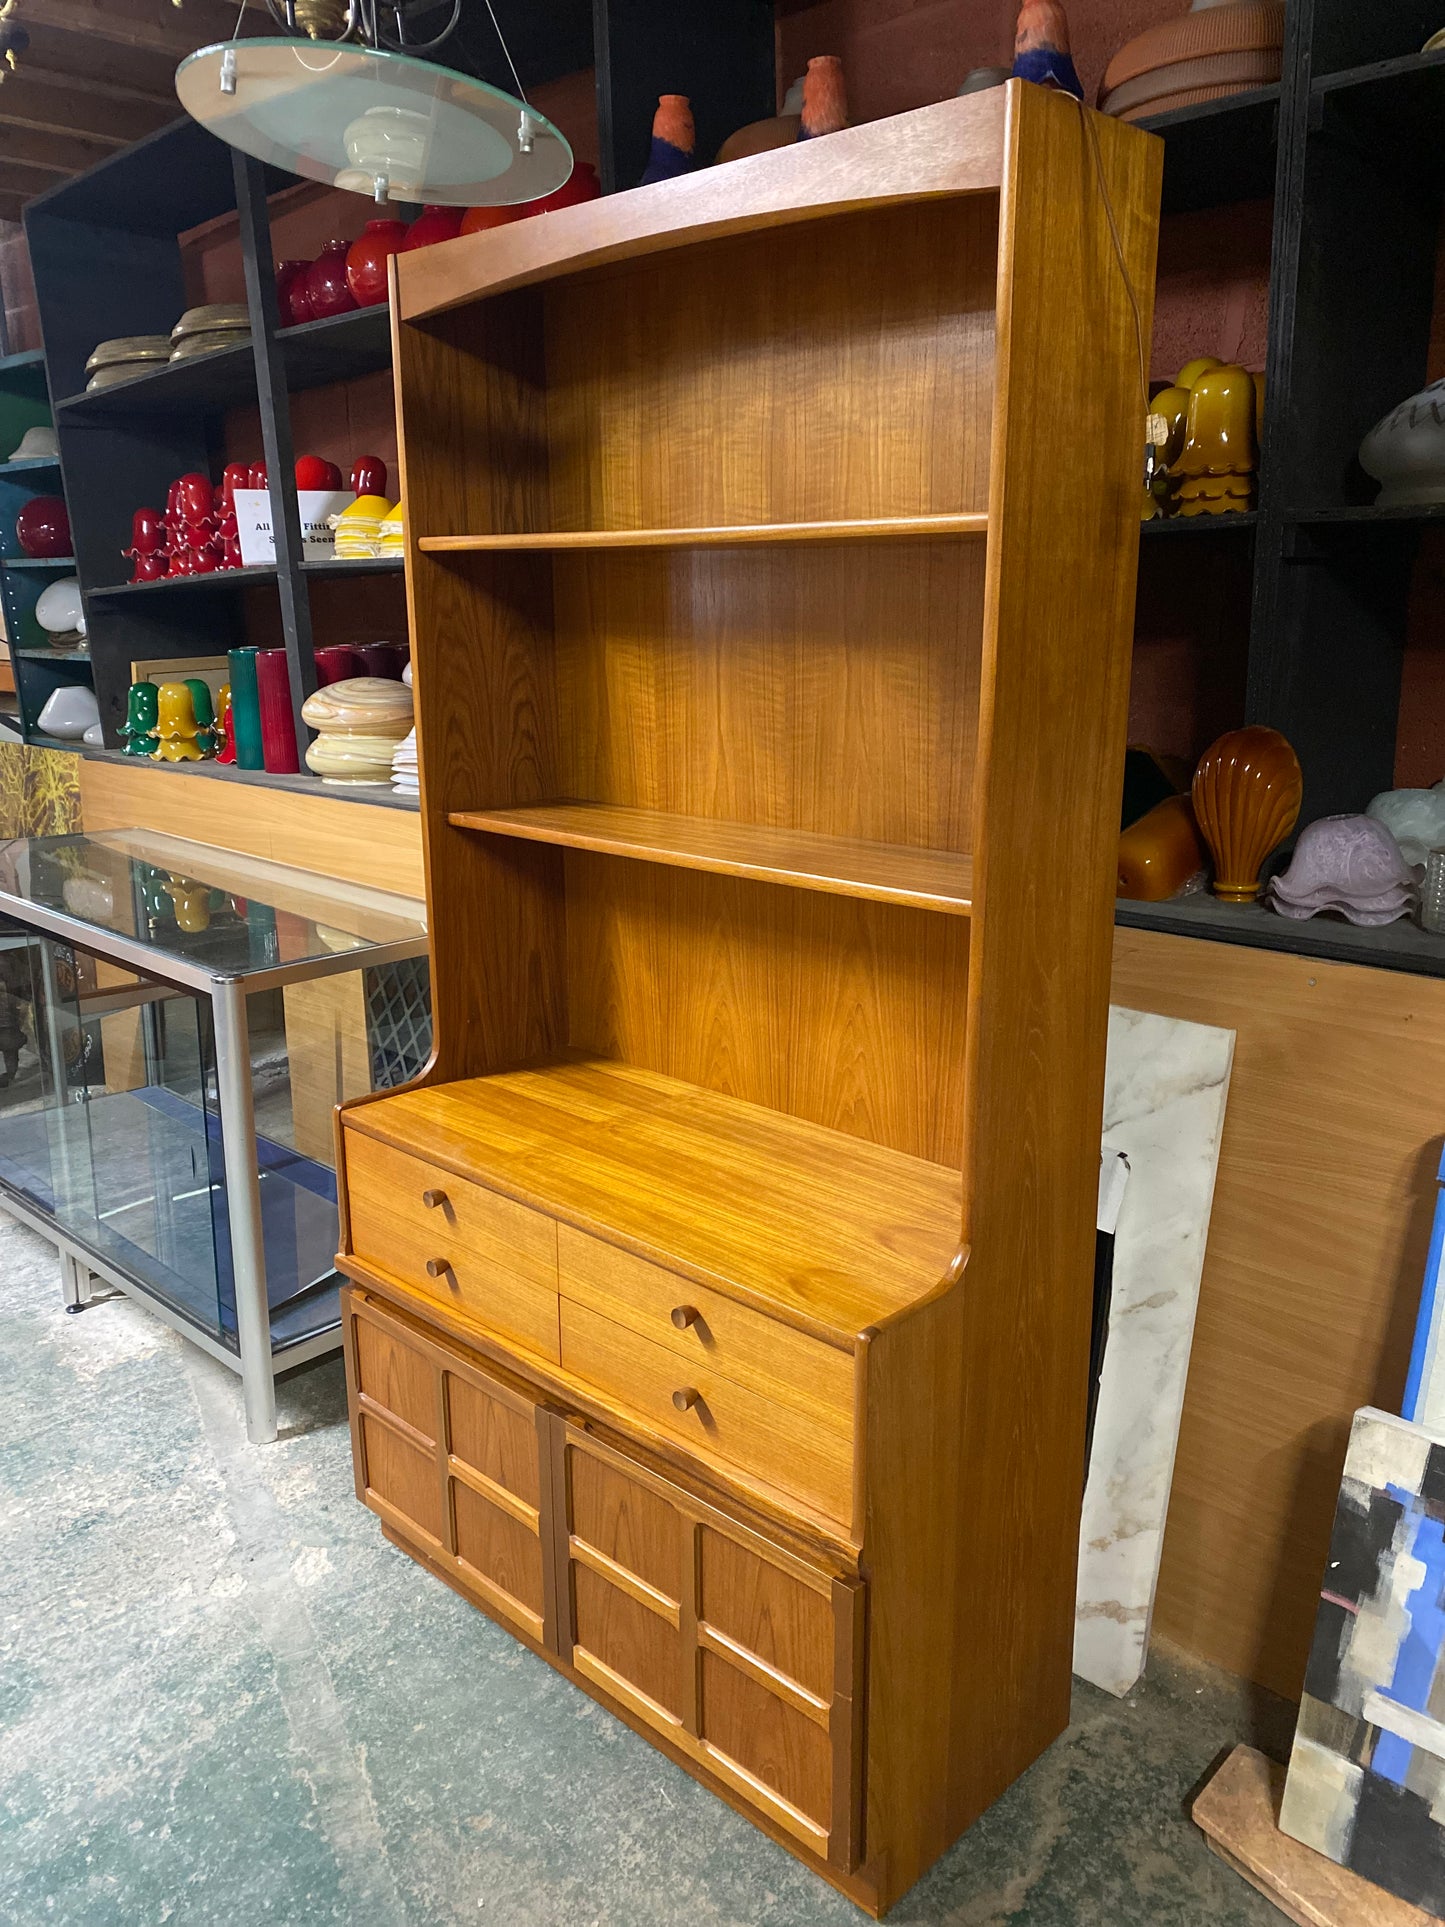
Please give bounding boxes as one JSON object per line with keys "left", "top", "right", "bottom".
{"left": 175, "top": 40, "right": 573, "bottom": 206}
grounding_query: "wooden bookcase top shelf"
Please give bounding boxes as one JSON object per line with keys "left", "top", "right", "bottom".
{"left": 448, "top": 803, "right": 975, "bottom": 915}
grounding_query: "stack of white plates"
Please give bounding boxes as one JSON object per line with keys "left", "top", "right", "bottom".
{"left": 392, "top": 727, "right": 418, "bottom": 798}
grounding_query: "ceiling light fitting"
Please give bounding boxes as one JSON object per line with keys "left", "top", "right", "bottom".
{"left": 175, "top": 0, "right": 571, "bottom": 208}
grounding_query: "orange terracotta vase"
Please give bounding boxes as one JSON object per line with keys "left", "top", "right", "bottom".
{"left": 1191, "top": 725, "right": 1302, "bottom": 902}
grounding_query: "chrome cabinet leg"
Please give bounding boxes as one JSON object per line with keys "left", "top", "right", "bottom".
{"left": 211, "top": 978, "right": 276, "bottom": 1444}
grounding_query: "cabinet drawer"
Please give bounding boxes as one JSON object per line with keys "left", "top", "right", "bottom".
{"left": 346, "top": 1129, "right": 557, "bottom": 1287}
{"left": 560, "top": 1298, "right": 853, "bottom": 1525}
{"left": 346, "top": 1136, "right": 560, "bottom": 1362}
{"left": 558, "top": 1226, "right": 854, "bottom": 1429}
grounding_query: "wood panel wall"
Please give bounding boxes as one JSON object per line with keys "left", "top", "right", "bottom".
{"left": 1113, "top": 927, "right": 1435, "bottom": 1701}
{"left": 76, "top": 759, "right": 425, "bottom": 899}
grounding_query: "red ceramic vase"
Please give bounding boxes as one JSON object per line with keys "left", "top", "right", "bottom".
{"left": 345, "top": 219, "right": 408, "bottom": 307}
{"left": 356, "top": 640, "right": 405, "bottom": 679}
{"left": 256, "top": 648, "right": 301, "bottom": 773}
{"left": 313, "top": 644, "right": 366, "bottom": 685}
{"left": 275, "top": 259, "right": 311, "bottom": 327}
{"left": 295, "top": 454, "right": 343, "bottom": 492}
{"left": 350, "top": 454, "right": 388, "bottom": 498}
{"left": 401, "top": 204, "right": 464, "bottom": 251}
{"left": 15, "top": 495, "right": 70, "bottom": 559}
{"left": 306, "top": 239, "right": 357, "bottom": 319}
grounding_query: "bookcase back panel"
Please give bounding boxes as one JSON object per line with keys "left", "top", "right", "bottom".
{"left": 564, "top": 853, "right": 968, "bottom": 1165}
{"left": 552, "top": 543, "right": 984, "bottom": 852}
{"left": 540, "top": 197, "right": 999, "bottom": 532}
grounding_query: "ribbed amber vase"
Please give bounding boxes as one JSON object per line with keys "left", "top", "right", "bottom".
{"left": 1191, "top": 725, "right": 1303, "bottom": 902}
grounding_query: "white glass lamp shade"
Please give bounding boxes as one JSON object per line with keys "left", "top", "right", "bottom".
{"left": 35, "top": 577, "right": 85, "bottom": 637}
{"left": 175, "top": 40, "right": 572, "bottom": 206}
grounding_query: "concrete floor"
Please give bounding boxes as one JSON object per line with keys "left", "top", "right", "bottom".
{"left": 0, "top": 1208, "right": 1296, "bottom": 1927}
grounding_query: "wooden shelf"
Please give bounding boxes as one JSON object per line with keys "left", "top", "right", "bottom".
{"left": 449, "top": 802, "right": 974, "bottom": 914}
{"left": 347, "top": 1057, "right": 963, "bottom": 1337}
{"left": 418, "top": 514, "right": 988, "bottom": 555}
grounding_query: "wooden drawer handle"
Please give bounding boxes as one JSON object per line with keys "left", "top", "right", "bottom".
{"left": 672, "top": 1386, "right": 702, "bottom": 1413}
{"left": 424, "top": 1256, "right": 452, "bottom": 1279}
{"left": 421, "top": 1188, "right": 448, "bottom": 1209}
{"left": 670, "top": 1304, "right": 700, "bottom": 1330}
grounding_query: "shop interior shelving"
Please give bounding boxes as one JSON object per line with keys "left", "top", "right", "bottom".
{"left": 0, "top": 347, "right": 87, "bottom": 745}
{"left": 1116, "top": 0, "right": 1445, "bottom": 977}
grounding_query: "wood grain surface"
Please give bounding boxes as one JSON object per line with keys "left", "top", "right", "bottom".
{"left": 1113, "top": 926, "right": 1445, "bottom": 1699}
{"left": 449, "top": 802, "right": 974, "bottom": 915}
{"left": 396, "top": 91, "right": 1010, "bottom": 319}
{"left": 344, "top": 1057, "right": 961, "bottom": 1338}
{"left": 418, "top": 516, "right": 989, "bottom": 550}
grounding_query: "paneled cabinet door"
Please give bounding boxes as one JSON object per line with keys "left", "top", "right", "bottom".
{"left": 343, "top": 1288, "right": 559, "bottom": 1650}
{"left": 552, "top": 1422, "right": 865, "bottom": 1872}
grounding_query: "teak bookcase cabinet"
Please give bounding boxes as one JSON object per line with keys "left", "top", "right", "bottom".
{"left": 335, "top": 84, "right": 1161, "bottom": 1916}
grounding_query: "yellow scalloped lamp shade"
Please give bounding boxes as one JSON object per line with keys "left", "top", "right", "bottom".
{"left": 1176, "top": 354, "right": 1222, "bottom": 389}
{"left": 1191, "top": 725, "right": 1302, "bottom": 902}
{"left": 332, "top": 494, "right": 393, "bottom": 558}
{"left": 1175, "top": 364, "right": 1258, "bottom": 476}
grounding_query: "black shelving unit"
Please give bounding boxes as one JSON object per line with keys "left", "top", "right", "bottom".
{"left": 1121, "top": 0, "right": 1445, "bottom": 979}
{"left": 18, "top": 3, "right": 779, "bottom": 766}
{"left": 0, "top": 348, "right": 90, "bottom": 746}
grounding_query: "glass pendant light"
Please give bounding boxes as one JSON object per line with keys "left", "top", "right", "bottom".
{"left": 175, "top": 1, "right": 573, "bottom": 207}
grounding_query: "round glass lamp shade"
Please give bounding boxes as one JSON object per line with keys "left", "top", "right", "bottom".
{"left": 175, "top": 40, "right": 573, "bottom": 206}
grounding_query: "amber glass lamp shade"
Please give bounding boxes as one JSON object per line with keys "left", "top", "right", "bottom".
{"left": 1175, "top": 364, "right": 1257, "bottom": 476}
{"left": 1191, "top": 725, "right": 1302, "bottom": 902}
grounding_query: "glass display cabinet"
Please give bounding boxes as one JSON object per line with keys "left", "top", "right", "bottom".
{"left": 0, "top": 829, "right": 428, "bottom": 1440}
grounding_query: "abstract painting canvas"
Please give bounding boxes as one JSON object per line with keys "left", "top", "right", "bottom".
{"left": 1281, "top": 1407, "right": 1445, "bottom": 1916}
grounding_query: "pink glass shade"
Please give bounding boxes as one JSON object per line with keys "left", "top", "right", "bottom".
{"left": 1265, "top": 815, "right": 1418, "bottom": 925}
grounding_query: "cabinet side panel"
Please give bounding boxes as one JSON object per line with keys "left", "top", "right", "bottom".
{"left": 951, "top": 91, "right": 1162, "bottom": 1830}
{"left": 392, "top": 298, "right": 567, "bottom": 1082}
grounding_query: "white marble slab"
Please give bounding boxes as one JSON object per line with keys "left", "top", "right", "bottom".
{"left": 1074, "top": 1004, "right": 1235, "bottom": 1697}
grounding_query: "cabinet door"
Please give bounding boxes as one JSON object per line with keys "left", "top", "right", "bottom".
{"left": 552, "top": 1423, "right": 864, "bottom": 1871}
{"left": 343, "top": 1287, "right": 559, "bottom": 1650}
